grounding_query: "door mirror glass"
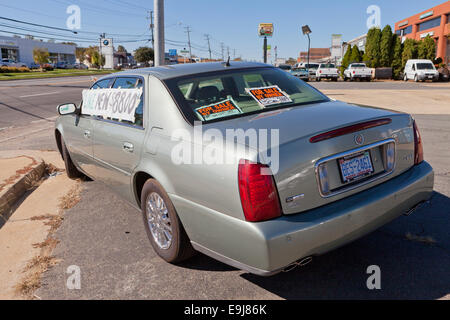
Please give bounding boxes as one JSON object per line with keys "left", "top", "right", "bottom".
{"left": 57, "top": 103, "right": 77, "bottom": 115}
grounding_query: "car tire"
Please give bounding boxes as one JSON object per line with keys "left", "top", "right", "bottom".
{"left": 141, "top": 178, "right": 195, "bottom": 263}
{"left": 414, "top": 75, "right": 419, "bottom": 82}
{"left": 60, "top": 136, "right": 83, "bottom": 179}
{"left": 404, "top": 74, "right": 408, "bottom": 82}
{"left": 316, "top": 77, "right": 321, "bottom": 82}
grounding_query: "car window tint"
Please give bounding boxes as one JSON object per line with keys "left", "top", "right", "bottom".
{"left": 92, "top": 78, "right": 111, "bottom": 89}
{"left": 112, "top": 77, "right": 138, "bottom": 88}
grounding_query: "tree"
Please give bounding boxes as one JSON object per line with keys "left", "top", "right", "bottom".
{"left": 117, "top": 45, "right": 127, "bottom": 53}
{"left": 90, "top": 51, "right": 105, "bottom": 68}
{"left": 418, "top": 35, "right": 436, "bottom": 61}
{"left": 391, "top": 34, "right": 403, "bottom": 79}
{"left": 364, "top": 27, "right": 381, "bottom": 68}
{"left": 286, "top": 57, "right": 297, "bottom": 65}
{"left": 402, "top": 38, "right": 418, "bottom": 69}
{"left": 349, "top": 45, "right": 362, "bottom": 63}
{"left": 134, "top": 47, "right": 154, "bottom": 63}
{"left": 380, "top": 25, "right": 393, "bottom": 67}
{"left": 340, "top": 45, "right": 352, "bottom": 74}
{"left": 75, "top": 47, "right": 86, "bottom": 62}
{"left": 33, "top": 47, "right": 49, "bottom": 68}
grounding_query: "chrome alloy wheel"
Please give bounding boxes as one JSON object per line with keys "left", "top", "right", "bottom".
{"left": 146, "top": 192, "right": 172, "bottom": 250}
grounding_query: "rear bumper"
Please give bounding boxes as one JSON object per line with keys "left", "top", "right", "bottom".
{"left": 174, "top": 161, "right": 434, "bottom": 276}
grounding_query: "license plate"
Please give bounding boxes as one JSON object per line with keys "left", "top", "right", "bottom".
{"left": 338, "top": 151, "right": 374, "bottom": 183}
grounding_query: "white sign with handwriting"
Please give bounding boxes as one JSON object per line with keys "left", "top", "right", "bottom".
{"left": 81, "top": 88, "right": 142, "bottom": 122}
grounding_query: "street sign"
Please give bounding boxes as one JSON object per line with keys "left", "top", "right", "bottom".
{"left": 169, "top": 49, "right": 177, "bottom": 56}
{"left": 258, "top": 23, "right": 273, "bottom": 37}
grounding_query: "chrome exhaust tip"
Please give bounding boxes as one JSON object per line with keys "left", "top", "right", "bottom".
{"left": 282, "top": 256, "right": 313, "bottom": 273}
{"left": 404, "top": 200, "right": 428, "bottom": 216}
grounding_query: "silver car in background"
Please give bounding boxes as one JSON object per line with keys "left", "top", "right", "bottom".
{"left": 55, "top": 62, "right": 434, "bottom": 276}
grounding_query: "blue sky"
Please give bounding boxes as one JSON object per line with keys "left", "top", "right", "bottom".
{"left": 0, "top": 0, "right": 446, "bottom": 61}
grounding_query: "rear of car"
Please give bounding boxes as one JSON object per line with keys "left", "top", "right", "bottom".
{"left": 162, "top": 64, "right": 434, "bottom": 275}
{"left": 316, "top": 63, "right": 339, "bottom": 81}
{"left": 344, "top": 63, "right": 372, "bottom": 81}
{"left": 290, "top": 67, "right": 309, "bottom": 81}
{"left": 304, "top": 63, "right": 319, "bottom": 79}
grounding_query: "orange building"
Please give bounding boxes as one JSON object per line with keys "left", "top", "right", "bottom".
{"left": 297, "top": 48, "right": 331, "bottom": 63}
{"left": 394, "top": 1, "right": 450, "bottom": 64}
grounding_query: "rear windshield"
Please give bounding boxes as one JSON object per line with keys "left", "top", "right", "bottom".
{"left": 304, "top": 64, "right": 319, "bottom": 69}
{"left": 278, "top": 65, "right": 292, "bottom": 70}
{"left": 320, "top": 64, "right": 335, "bottom": 68}
{"left": 165, "top": 67, "right": 328, "bottom": 123}
{"left": 416, "top": 63, "right": 434, "bottom": 70}
{"left": 351, "top": 64, "right": 366, "bottom": 68}
{"left": 292, "top": 67, "right": 306, "bottom": 71}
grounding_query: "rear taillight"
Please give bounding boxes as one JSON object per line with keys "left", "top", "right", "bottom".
{"left": 353, "top": 71, "right": 355, "bottom": 74}
{"left": 413, "top": 120, "right": 424, "bottom": 164}
{"left": 319, "top": 70, "right": 322, "bottom": 73}
{"left": 238, "top": 160, "right": 281, "bottom": 222}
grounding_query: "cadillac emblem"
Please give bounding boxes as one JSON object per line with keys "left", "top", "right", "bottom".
{"left": 354, "top": 134, "right": 364, "bottom": 145}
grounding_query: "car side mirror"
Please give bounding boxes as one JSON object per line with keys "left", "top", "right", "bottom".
{"left": 57, "top": 103, "right": 77, "bottom": 115}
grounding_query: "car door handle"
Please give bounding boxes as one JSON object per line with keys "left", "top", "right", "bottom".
{"left": 83, "top": 130, "right": 91, "bottom": 139}
{"left": 122, "top": 142, "right": 134, "bottom": 153}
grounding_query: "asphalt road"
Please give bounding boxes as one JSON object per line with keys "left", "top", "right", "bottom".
{"left": 1, "top": 76, "right": 449, "bottom": 299}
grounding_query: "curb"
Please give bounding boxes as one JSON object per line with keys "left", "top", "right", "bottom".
{"left": 0, "top": 158, "right": 46, "bottom": 228}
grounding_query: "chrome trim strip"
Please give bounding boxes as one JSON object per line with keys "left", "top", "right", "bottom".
{"left": 314, "top": 138, "right": 396, "bottom": 198}
{"left": 92, "top": 155, "right": 132, "bottom": 176}
{"left": 190, "top": 241, "right": 282, "bottom": 276}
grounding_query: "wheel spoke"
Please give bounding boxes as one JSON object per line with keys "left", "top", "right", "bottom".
{"left": 146, "top": 192, "right": 173, "bottom": 250}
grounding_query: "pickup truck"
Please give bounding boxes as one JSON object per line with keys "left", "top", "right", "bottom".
{"left": 316, "top": 63, "right": 339, "bottom": 81}
{"left": 344, "top": 63, "right": 372, "bottom": 81}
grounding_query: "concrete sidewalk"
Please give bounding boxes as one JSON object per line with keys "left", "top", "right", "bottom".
{"left": 0, "top": 150, "right": 80, "bottom": 299}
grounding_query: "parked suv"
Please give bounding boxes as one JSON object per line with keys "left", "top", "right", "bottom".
{"left": 403, "top": 59, "right": 438, "bottom": 82}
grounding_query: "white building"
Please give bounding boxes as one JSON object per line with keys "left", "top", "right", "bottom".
{"left": 343, "top": 34, "right": 367, "bottom": 55}
{"left": 0, "top": 35, "right": 76, "bottom": 66}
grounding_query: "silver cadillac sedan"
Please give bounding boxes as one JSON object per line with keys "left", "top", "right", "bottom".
{"left": 55, "top": 62, "right": 434, "bottom": 276}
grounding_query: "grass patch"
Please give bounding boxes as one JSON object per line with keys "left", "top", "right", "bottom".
{"left": 0, "top": 69, "right": 118, "bottom": 81}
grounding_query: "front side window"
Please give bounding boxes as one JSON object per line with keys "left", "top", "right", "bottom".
{"left": 165, "top": 67, "right": 328, "bottom": 123}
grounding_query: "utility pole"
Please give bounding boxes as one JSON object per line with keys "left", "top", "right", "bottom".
{"left": 185, "top": 26, "right": 192, "bottom": 61}
{"left": 233, "top": 49, "right": 236, "bottom": 60}
{"left": 154, "top": 0, "right": 165, "bottom": 66}
{"left": 220, "top": 42, "right": 225, "bottom": 61}
{"left": 149, "top": 11, "right": 154, "bottom": 48}
{"left": 227, "top": 46, "right": 230, "bottom": 60}
{"left": 205, "top": 34, "right": 212, "bottom": 60}
{"left": 274, "top": 46, "right": 278, "bottom": 65}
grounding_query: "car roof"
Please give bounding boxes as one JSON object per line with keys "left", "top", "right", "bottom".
{"left": 112, "top": 61, "right": 271, "bottom": 80}
{"left": 407, "top": 59, "right": 433, "bottom": 63}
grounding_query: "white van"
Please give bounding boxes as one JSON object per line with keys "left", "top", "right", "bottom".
{"left": 403, "top": 59, "right": 438, "bottom": 82}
